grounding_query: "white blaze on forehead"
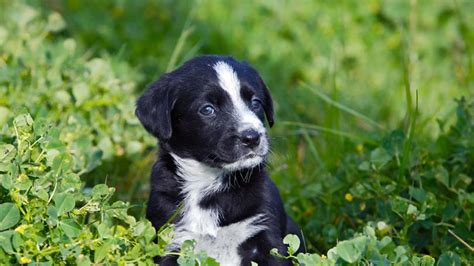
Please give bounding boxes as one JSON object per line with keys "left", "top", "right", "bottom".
{"left": 213, "top": 61, "right": 264, "bottom": 132}
{"left": 213, "top": 61, "right": 241, "bottom": 100}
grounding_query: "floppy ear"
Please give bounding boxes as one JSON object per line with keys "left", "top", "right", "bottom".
{"left": 135, "top": 78, "right": 175, "bottom": 141}
{"left": 258, "top": 77, "right": 274, "bottom": 127}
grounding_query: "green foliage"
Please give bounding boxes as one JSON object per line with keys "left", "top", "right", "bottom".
{"left": 0, "top": 1, "right": 157, "bottom": 209}
{"left": 275, "top": 228, "right": 437, "bottom": 265}
{"left": 177, "top": 240, "right": 219, "bottom": 266}
{"left": 0, "top": 1, "right": 154, "bottom": 176}
{"left": 286, "top": 97, "right": 474, "bottom": 264}
{"left": 0, "top": 113, "right": 159, "bottom": 264}
{"left": 1, "top": 0, "right": 473, "bottom": 265}
{"left": 0, "top": 203, "right": 20, "bottom": 231}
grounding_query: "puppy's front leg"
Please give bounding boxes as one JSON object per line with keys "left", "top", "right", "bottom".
{"left": 156, "top": 254, "right": 178, "bottom": 265}
{"left": 239, "top": 231, "right": 292, "bottom": 266}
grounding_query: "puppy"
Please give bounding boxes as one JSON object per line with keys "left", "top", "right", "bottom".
{"left": 136, "top": 55, "right": 302, "bottom": 265}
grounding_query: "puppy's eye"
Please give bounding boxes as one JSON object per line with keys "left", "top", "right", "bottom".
{"left": 199, "top": 105, "right": 216, "bottom": 116}
{"left": 251, "top": 98, "right": 262, "bottom": 110}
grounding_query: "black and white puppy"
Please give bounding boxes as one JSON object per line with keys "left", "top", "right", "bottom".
{"left": 136, "top": 55, "right": 302, "bottom": 265}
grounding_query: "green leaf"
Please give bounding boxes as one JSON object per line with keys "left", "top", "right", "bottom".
{"left": 60, "top": 219, "right": 81, "bottom": 238}
{"left": 94, "top": 240, "right": 112, "bottom": 263}
{"left": 15, "top": 173, "right": 32, "bottom": 191}
{"left": 394, "top": 246, "right": 408, "bottom": 263}
{"left": 0, "top": 106, "right": 10, "bottom": 126}
{"left": 54, "top": 90, "right": 71, "bottom": 105}
{"left": 195, "top": 251, "right": 219, "bottom": 266}
{"left": 177, "top": 255, "right": 195, "bottom": 266}
{"left": 13, "top": 114, "right": 33, "bottom": 128}
{"left": 51, "top": 153, "right": 72, "bottom": 176}
{"left": 437, "top": 251, "right": 461, "bottom": 266}
{"left": 370, "top": 148, "right": 392, "bottom": 168}
{"left": 126, "top": 244, "right": 142, "bottom": 260}
{"left": 202, "top": 257, "right": 219, "bottom": 266}
{"left": 46, "top": 12, "right": 66, "bottom": 32}
{"left": 441, "top": 203, "right": 458, "bottom": 222}
{"left": 434, "top": 166, "right": 450, "bottom": 188}
{"left": 180, "top": 239, "right": 196, "bottom": 253}
{"left": 76, "top": 254, "right": 92, "bottom": 266}
{"left": 158, "top": 225, "right": 174, "bottom": 250}
{"left": 283, "top": 234, "right": 300, "bottom": 255}
{"left": 35, "top": 189, "right": 50, "bottom": 202}
{"left": 47, "top": 206, "right": 58, "bottom": 226}
{"left": 144, "top": 242, "right": 161, "bottom": 258}
{"left": 54, "top": 193, "right": 75, "bottom": 216}
{"left": 0, "top": 203, "right": 20, "bottom": 231}
{"left": 382, "top": 129, "right": 405, "bottom": 156}
{"left": 0, "top": 144, "right": 16, "bottom": 163}
{"left": 270, "top": 248, "right": 285, "bottom": 259}
{"left": 126, "top": 140, "right": 143, "bottom": 154}
{"left": 409, "top": 186, "right": 427, "bottom": 203}
{"left": 132, "top": 221, "right": 147, "bottom": 237}
{"left": 72, "top": 82, "right": 90, "bottom": 105}
{"left": 0, "top": 230, "right": 14, "bottom": 254}
{"left": 406, "top": 204, "right": 418, "bottom": 216}
{"left": 297, "top": 253, "right": 322, "bottom": 266}
{"left": 97, "top": 223, "right": 111, "bottom": 238}
{"left": 336, "top": 236, "right": 368, "bottom": 263}
{"left": 412, "top": 255, "right": 435, "bottom": 266}
{"left": 377, "top": 236, "right": 394, "bottom": 253}
{"left": 358, "top": 161, "right": 371, "bottom": 171}
{"left": 98, "top": 137, "right": 113, "bottom": 160}
{"left": 0, "top": 174, "right": 12, "bottom": 190}
{"left": 326, "top": 247, "right": 338, "bottom": 261}
{"left": 91, "top": 184, "right": 110, "bottom": 199}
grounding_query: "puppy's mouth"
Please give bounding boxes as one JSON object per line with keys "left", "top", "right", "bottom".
{"left": 220, "top": 152, "right": 266, "bottom": 172}
{"left": 202, "top": 136, "right": 269, "bottom": 172}
{"left": 243, "top": 153, "right": 260, "bottom": 159}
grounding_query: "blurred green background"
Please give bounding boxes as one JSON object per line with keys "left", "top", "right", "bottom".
{"left": 1, "top": 0, "right": 473, "bottom": 262}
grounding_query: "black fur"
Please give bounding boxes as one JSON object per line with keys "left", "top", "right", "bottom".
{"left": 136, "top": 55, "right": 303, "bottom": 265}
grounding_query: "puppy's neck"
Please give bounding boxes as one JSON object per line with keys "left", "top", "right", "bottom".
{"left": 168, "top": 152, "right": 263, "bottom": 194}
{"left": 170, "top": 152, "right": 225, "bottom": 194}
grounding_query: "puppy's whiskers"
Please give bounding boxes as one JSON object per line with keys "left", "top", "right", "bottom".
{"left": 246, "top": 167, "right": 254, "bottom": 183}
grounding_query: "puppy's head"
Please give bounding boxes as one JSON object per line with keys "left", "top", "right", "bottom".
{"left": 136, "top": 55, "right": 274, "bottom": 172}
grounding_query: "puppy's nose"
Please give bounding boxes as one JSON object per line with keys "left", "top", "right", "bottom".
{"left": 240, "top": 129, "right": 261, "bottom": 148}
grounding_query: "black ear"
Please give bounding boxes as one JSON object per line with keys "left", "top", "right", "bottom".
{"left": 258, "top": 77, "right": 274, "bottom": 127}
{"left": 135, "top": 77, "right": 175, "bottom": 141}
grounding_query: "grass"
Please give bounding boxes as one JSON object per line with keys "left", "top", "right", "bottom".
{"left": 1, "top": 0, "right": 473, "bottom": 264}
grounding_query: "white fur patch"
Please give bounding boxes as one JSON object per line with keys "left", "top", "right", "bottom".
{"left": 170, "top": 153, "right": 267, "bottom": 265}
{"left": 213, "top": 61, "right": 264, "bottom": 133}
{"left": 171, "top": 153, "right": 224, "bottom": 239}
{"left": 175, "top": 213, "right": 267, "bottom": 265}
{"left": 194, "top": 214, "right": 267, "bottom": 265}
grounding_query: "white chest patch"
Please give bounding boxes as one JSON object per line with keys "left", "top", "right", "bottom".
{"left": 193, "top": 214, "right": 266, "bottom": 265}
{"left": 171, "top": 153, "right": 224, "bottom": 239}
{"left": 170, "top": 153, "right": 267, "bottom": 265}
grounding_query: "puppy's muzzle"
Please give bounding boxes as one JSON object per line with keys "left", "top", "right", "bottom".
{"left": 239, "top": 129, "right": 261, "bottom": 149}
